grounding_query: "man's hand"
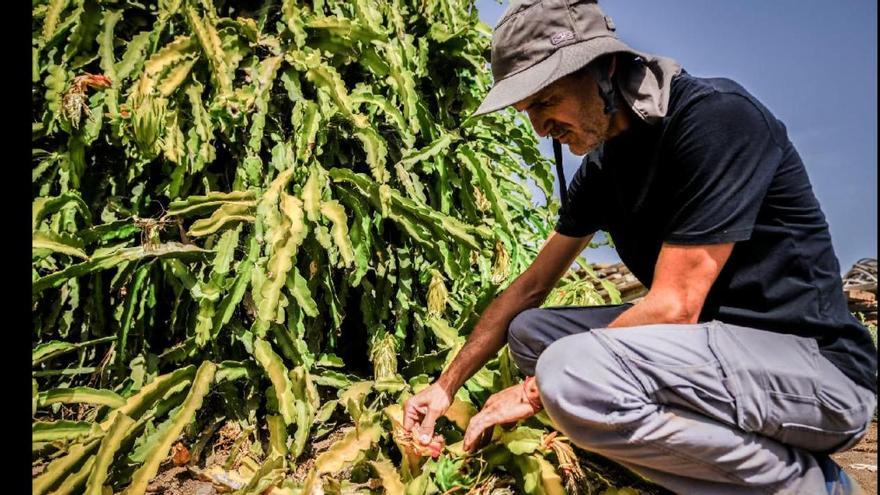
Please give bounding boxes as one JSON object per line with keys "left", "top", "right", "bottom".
{"left": 403, "top": 382, "right": 453, "bottom": 446}
{"left": 462, "top": 380, "right": 542, "bottom": 452}
{"left": 403, "top": 232, "right": 588, "bottom": 449}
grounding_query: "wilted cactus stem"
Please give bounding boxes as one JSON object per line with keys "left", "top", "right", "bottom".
{"left": 542, "top": 432, "right": 588, "bottom": 495}
{"left": 61, "top": 73, "right": 113, "bottom": 130}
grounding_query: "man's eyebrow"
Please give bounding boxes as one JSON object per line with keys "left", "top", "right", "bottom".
{"left": 525, "top": 90, "right": 553, "bottom": 111}
{"left": 514, "top": 98, "right": 533, "bottom": 112}
{"left": 516, "top": 95, "right": 542, "bottom": 112}
{"left": 517, "top": 86, "right": 552, "bottom": 110}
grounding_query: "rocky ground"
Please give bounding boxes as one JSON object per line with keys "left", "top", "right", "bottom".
{"left": 35, "top": 418, "right": 876, "bottom": 494}
{"left": 138, "top": 422, "right": 879, "bottom": 494}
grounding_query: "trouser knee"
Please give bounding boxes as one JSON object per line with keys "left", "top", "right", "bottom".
{"left": 506, "top": 308, "right": 551, "bottom": 376}
{"left": 535, "top": 332, "right": 651, "bottom": 443}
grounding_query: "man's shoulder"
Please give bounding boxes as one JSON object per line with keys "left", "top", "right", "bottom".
{"left": 666, "top": 72, "right": 784, "bottom": 144}
{"left": 673, "top": 72, "right": 748, "bottom": 93}
{"left": 668, "top": 73, "right": 766, "bottom": 119}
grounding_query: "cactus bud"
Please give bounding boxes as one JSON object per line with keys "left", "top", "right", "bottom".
{"left": 491, "top": 240, "right": 509, "bottom": 284}
{"left": 469, "top": 249, "right": 480, "bottom": 267}
{"left": 370, "top": 332, "right": 398, "bottom": 382}
{"left": 427, "top": 269, "right": 448, "bottom": 317}
{"left": 131, "top": 94, "right": 167, "bottom": 157}
{"left": 474, "top": 186, "right": 491, "bottom": 212}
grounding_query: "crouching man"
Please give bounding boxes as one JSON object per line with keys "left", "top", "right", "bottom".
{"left": 403, "top": 1, "right": 877, "bottom": 494}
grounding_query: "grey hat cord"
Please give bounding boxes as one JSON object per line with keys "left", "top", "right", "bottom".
{"left": 596, "top": 68, "right": 618, "bottom": 115}
{"left": 553, "top": 138, "right": 566, "bottom": 207}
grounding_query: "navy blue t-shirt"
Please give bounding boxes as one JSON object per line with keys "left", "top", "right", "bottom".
{"left": 555, "top": 71, "right": 877, "bottom": 390}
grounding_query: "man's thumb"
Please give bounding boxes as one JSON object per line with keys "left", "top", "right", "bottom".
{"left": 417, "top": 411, "right": 440, "bottom": 445}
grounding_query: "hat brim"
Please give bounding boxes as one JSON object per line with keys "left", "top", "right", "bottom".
{"left": 471, "top": 36, "right": 645, "bottom": 118}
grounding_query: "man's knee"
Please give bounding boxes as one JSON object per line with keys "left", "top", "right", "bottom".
{"left": 507, "top": 309, "right": 541, "bottom": 352}
{"left": 506, "top": 308, "right": 550, "bottom": 374}
{"left": 535, "top": 333, "right": 649, "bottom": 432}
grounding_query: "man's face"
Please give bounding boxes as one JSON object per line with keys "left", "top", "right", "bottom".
{"left": 513, "top": 69, "right": 610, "bottom": 156}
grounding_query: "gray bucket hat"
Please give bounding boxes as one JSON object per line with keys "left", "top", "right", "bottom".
{"left": 473, "top": 0, "right": 682, "bottom": 123}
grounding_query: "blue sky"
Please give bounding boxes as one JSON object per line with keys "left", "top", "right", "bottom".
{"left": 475, "top": 0, "right": 877, "bottom": 272}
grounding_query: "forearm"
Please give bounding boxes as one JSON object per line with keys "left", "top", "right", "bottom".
{"left": 437, "top": 275, "right": 548, "bottom": 394}
{"left": 608, "top": 289, "right": 698, "bottom": 328}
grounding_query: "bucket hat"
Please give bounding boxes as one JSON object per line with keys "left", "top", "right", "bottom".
{"left": 473, "top": 0, "right": 682, "bottom": 204}
{"left": 474, "top": 0, "right": 650, "bottom": 117}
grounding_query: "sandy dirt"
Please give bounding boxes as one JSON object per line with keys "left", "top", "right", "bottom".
{"left": 833, "top": 420, "right": 877, "bottom": 494}
{"left": 146, "top": 465, "right": 216, "bottom": 495}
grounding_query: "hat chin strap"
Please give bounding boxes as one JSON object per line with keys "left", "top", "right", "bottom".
{"left": 552, "top": 138, "right": 567, "bottom": 208}
{"left": 597, "top": 71, "right": 618, "bottom": 115}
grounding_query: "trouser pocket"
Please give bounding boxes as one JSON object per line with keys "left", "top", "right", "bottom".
{"left": 786, "top": 349, "right": 877, "bottom": 453}
{"left": 709, "top": 321, "right": 876, "bottom": 453}
{"left": 766, "top": 391, "right": 869, "bottom": 453}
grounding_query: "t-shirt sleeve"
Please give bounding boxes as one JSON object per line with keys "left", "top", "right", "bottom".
{"left": 662, "top": 92, "right": 783, "bottom": 244}
{"left": 553, "top": 157, "right": 604, "bottom": 238}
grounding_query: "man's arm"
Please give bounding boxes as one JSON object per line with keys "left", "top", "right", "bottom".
{"left": 403, "top": 231, "right": 593, "bottom": 441}
{"left": 459, "top": 241, "right": 735, "bottom": 451}
{"left": 437, "top": 231, "right": 594, "bottom": 393}
{"left": 609, "top": 242, "right": 734, "bottom": 328}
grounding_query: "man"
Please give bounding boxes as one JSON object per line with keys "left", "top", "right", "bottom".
{"left": 403, "top": 1, "right": 877, "bottom": 494}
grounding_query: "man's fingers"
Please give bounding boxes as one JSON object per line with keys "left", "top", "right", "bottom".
{"left": 403, "top": 400, "right": 415, "bottom": 431}
{"left": 463, "top": 409, "right": 494, "bottom": 452}
{"left": 403, "top": 398, "right": 426, "bottom": 432}
{"left": 463, "top": 416, "right": 489, "bottom": 452}
{"left": 403, "top": 384, "right": 452, "bottom": 440}
{"left": 403, "top": 412, "right": 415, "bottom": 432}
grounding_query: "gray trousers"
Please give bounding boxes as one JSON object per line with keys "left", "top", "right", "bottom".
{"left": 507, "top": 305, "right": 877, "bottom": 495}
